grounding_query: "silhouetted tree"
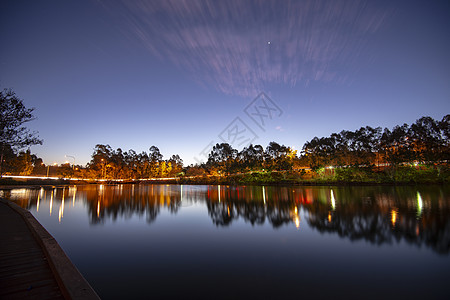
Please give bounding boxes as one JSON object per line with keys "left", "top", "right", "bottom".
{"left": 149, "top": 146, "right": 163, "bottom": 177}
{"left": 207, "top": 143, "right": 237, "bottom": 174}
{"left": 238, "top": 144, "right": 264, "bottom": 171}
{"left": 0, "top": 88, "right": 42, "bottom": 174}
{"left": 300, "top": 115, "right": 448, "bottom": 173}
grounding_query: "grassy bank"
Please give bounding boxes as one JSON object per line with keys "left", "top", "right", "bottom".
{"left": 177, "top": 165, "right": 450, "bottom": 186}
{"left": 1, "top": 165, "right": 449, "bottom": 186}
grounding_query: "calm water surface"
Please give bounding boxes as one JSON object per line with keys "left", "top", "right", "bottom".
{"left": 2, "top": 184, "right": 450, "bottom": 299}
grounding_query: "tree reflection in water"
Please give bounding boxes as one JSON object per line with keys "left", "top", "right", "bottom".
{"left": 2, "top": 184, "right": 449, "bottom": 255}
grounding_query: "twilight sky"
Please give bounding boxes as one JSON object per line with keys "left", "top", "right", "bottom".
{"left": 1, "top": 0, "right": 449, "bottom": 166}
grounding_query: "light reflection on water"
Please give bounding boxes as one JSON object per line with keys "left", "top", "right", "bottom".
{"left": 1, "top": 184, "right": 450, "bottom": 299}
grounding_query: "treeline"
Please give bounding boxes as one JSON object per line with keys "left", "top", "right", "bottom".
{"left": 200, "top": 142, "right": 298, "bottom": 175}
{"left": 0, "top": 146, "right": 43, "bottom": 176}
{"left": 79, "top": 144, "right": 183, "bottom": 179}
{"left": 189, "top": 115, "right": 449, "bottom": 176}
{"left": 79, "top": 142, "right": 296, "bottom": 179}
{"left": 302, "top": 115, "right": 449, "bottom": 169}
{"left": 1, "top": 115, "right": 449, "bottom": 181}
{"left": 0, "top": 144, "right": 184, "bottom": 179}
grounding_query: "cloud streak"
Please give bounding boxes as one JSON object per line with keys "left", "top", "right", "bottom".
{"left": 99, "top": 0, "right": 393, "bottom": 97}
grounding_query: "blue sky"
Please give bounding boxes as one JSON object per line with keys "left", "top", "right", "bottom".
{"left": 1, "top": 0, "right": 449, "bottom": 166}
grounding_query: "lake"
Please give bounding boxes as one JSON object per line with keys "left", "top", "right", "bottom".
{"left": 2, "top": 184, "right": 450, "bottom": 299}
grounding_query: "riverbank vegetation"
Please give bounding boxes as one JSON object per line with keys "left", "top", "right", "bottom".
{"left": 1, "top": 113, "right": 449, "bottom": 184}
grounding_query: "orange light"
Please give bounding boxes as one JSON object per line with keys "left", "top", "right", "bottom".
{"left": 391, "top": 209, "right": 397, "bottom": 226}
{"left": 61, "top": 191, "right": 65, "bottom": 219}
{"left": 50, "top": 190, "right": 54, "bottom": 216}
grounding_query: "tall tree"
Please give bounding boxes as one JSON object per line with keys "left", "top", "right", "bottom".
{"left": 0, "top": 89, "right": 42, "bottom": 174}
{"left": 410, "top": 117, "right": 442, "bottom": 164}
{"left": 207, "top": 143, "right": 237, "bottom": 174}
{"left": 264, "top": 142, "right": 294, "bottom": 170}
{"left": 380, "top": 124, "right": 411, "bottom": 166}
{"left": 302, "top": 137, "right": 335, "bottom": 169}
{"left": 88, "top": 144, "right": 113, "bottom": 178}
{"left": 238, "top": 144, "right": 264, "bottom": 171}
{"left": 10, "top": 150, "right": 34, "bottom": 175}
{"left": 168, "top": 154, "right": 183, "bottom": 176}
{"left": 149, "top": 146, "right": 163, "bottom": 177}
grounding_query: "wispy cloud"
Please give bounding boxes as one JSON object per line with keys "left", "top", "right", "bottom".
{"left": 99, "top": 0, "right": 393, "bottom": 97}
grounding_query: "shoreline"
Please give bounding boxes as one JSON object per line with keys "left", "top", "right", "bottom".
{"left": 0, "top": 177, "right": 447, "bottom": 187}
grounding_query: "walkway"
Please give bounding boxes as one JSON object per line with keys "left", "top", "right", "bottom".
{"left": 0, "top": 199, "right": 99, "bottom": 299}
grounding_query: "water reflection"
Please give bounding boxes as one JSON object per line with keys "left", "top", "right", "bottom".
{"left": 49, "top": 188, "right": 54, "bottom": 216}
{"left": 1, "top": 184, "right": 449, "bottom": 255}
{"left": 58, "top": 187, "right": 64, "bottom": 223}
{"left": 306, "top": 186, "right": 450, "bottom": 255}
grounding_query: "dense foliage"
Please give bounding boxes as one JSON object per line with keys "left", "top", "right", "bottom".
{"left": 81, "top": 144, "right": 184, "bottom": 179}
{"left": 302, "top": 115, "right": 449, "bottom": 169}
{"left": 0, "top": 88, "right": 42, "bottom": 174}
{"left": 2, "top": 114, "right": 449, "bottom": 183}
